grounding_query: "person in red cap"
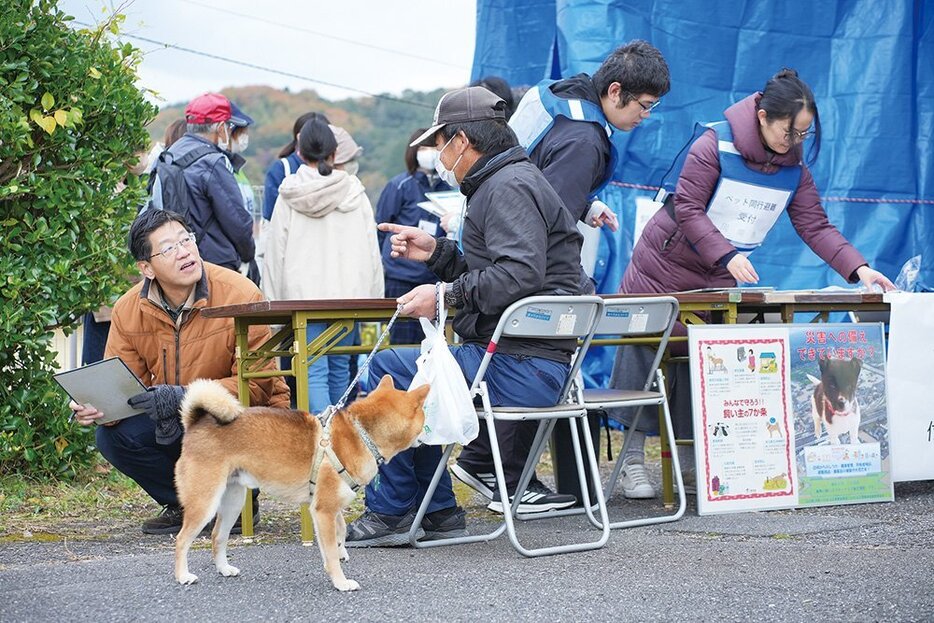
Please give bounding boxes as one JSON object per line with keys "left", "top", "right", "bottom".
{"left": 148, "top": 92, "right": 258, "bottom": 284}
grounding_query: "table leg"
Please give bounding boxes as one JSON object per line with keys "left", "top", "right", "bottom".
{"left": 235, "top": 320, "right": 256, "bottom": 541}
{"left": 660, "top": 401, "right": 674, "bottom": 509}
{"left": 293, "top": 315, "right": 315, "bottom": 544}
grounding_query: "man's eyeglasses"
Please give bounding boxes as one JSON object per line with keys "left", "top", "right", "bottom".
{"left": 149, "top": 232, "right": 197, "bottom": 260}
{"left": 625, "top": 92, "right": 662, "bottom": 113}
{"left": 784, "top": 127, "right": 815, "bottom": 142}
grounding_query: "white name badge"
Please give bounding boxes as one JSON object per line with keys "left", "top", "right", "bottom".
{"left": 706, "top": 178, "right": 792, "bottom": 254}
{"left": 418, "top": 219, "right": 438, "bottom": 236}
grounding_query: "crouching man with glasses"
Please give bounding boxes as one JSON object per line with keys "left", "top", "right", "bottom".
{"left": 70, "top": 209, "right": 289, "bottom": 535}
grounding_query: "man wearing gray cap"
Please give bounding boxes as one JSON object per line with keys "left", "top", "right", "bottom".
{"left": 345, "top": 86, "right": 584, "bottom": 546}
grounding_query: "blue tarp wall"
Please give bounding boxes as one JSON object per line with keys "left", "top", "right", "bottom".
{"left": 473, "top": 0, "right": 933, "bottom": 386}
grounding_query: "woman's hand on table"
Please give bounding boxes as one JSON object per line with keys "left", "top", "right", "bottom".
{"left": 856, "top": 266, "right": 897, "bottom": 292}
{"left": 727, "top": 254, "right": 759, "bottom": 284}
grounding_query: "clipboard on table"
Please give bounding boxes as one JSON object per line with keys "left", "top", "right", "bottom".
{"left": 53, "top": 357, "right": 148, "bottom": 424}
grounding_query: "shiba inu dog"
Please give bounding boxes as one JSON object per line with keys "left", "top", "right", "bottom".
{"left": 173, "top": 376, "right": 429, "bottom": 591}
{"left": 809, "top": 357, "right": 863, "bottom": 445}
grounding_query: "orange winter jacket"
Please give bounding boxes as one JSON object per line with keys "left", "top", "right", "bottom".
{"left": 105, "top": 262, "right": 289, "bottom": 408}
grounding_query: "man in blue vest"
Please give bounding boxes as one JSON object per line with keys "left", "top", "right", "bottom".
{"left": 510, "top": 40, "right": 670, "bottom": 233}
{"left": 502, "top": 41, "right": 670, "bottom": 505}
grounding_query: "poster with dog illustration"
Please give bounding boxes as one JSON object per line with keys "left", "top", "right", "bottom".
{"left": 690, "top": 324, "right": 893, "bottom": 515}
{"left": 690, "top": 327, "right": 798, "bottom": 515}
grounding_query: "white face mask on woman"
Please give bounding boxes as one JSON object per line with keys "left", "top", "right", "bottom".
{"left": 232, "top": 133, "right": 249, "bottom": 153}
{"left": 434, "top": 134, "right": 462, "bottom": 188}
{"left": 416, "top": 148, "right": 438, "bottom": 172}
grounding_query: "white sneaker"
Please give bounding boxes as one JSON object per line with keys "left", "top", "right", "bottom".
{"left": 621, "top": 462, "right": 657, "bottom": 499}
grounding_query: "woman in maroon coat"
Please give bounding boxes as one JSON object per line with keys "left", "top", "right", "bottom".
{"left": 610, "top": 69, "right": 895, "bottom": 499}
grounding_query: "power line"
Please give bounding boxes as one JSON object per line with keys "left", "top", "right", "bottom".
{"left": 72, "top": 21, "right": 435, "bottom": 109}
{"left": 175, "top": 0, "right": 465, "bottom": 70}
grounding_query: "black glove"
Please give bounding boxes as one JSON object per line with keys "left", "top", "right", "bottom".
{"left": 128, "top": 384, "right": 186, "bottom": 445}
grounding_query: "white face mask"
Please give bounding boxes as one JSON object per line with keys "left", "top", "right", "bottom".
{"left": 231, "top": 133, "right": 249, "bottom": 153}
{"left": 216, "top": 124, "right": 232, "bottom": 152}
{"left": 434, "top": 134, "right": 462, "bottom": 188}
{"left": 416, "top": 148, "right": 438, "bottom": 172}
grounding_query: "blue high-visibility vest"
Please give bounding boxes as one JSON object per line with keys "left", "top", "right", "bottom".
{"left": 510, "top": 79, "right": 620, "bottom": 196}
{"left": 658, "top": 121, "right": 802, "bottom": 255}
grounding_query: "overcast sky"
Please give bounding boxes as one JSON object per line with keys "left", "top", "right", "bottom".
{"left": 58, "top": 0, "right": 477, "bottom": 107}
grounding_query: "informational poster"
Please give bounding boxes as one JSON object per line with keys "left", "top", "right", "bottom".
{"left": 884, "top": 292, "right": 934, "bottom": 481}
{"left": 689, "top": 324, "right": 893, "bottom": 515}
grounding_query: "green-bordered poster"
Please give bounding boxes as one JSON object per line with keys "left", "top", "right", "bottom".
{"left": 688, "top": 324, "right": 893, "bottom": 515}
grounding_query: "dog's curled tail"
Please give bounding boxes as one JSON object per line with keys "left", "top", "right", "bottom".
{"left": 180, "top": 379, "right": 243, "bottom": 430}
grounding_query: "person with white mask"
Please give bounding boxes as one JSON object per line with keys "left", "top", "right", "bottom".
{"left": 155, "top": 93, "right": 258, "bottom": 284}
{"left": 331, "top": 124, "right": 364, "bottom": 176}
{"left": 224, "top": 123, "right": 261, "bottom": 284}
{"left": 373, "top": 127, "right": 452, "bottom": 345}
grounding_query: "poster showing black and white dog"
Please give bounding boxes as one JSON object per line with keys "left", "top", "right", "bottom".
{"left": 788, "top": 323, "right": 893, "bottom": 507}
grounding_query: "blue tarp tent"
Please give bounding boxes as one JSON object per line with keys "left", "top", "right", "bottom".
{"left": 472, "top": 0, "right": 933, "bottom": 386}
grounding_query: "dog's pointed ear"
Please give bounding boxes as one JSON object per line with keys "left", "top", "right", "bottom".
{"left": 410, "top": 383, "right": 430, "bottom": 403}
{"left": 851, "top": 357, "right": 863, "bottom": 372}
{"left": 376, "top": 374, "right": 395, "bottom": 391}
{"left": 818, "top": 357, "right": 828, "bottom": 373}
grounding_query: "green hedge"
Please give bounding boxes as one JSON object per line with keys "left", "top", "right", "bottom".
{"left": 0, "top": 1, "right": 157, "bottom": 478}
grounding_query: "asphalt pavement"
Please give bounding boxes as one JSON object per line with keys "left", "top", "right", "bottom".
{"left": 1, "top": 478, "right": 932, "bottom": 622}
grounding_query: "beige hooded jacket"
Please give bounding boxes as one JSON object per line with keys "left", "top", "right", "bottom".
{"left": 262, "top": 164, "right": 384, "bottom": 300}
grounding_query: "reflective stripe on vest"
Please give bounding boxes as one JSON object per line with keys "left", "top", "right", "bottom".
{"left": 509, "top": 79, "right": 619, "bottom": 195}
{"left": 705, "top": 121, "right": 802, "bottom": 255}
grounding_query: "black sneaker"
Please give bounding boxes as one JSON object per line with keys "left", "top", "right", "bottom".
{"left": 486, "top": 479, "right": 577, "bottom": 514}
{"left": 142, "top": 498, "right": 261, "bottom": 536}
{"left": 345, "top": 509, "right": 425, "bottom": 548}
{"left": 451, "top": 462, "right": 497, "bottom": 500}
{"left": 420, "top": 506, "right": 467, "bottom": 541}
{"left": 141, "top": 505, "right": 184, "bottom": 535}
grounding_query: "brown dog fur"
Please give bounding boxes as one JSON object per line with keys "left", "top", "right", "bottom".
{"left": 173, "top": 375, "right": 429, "bottom": 591}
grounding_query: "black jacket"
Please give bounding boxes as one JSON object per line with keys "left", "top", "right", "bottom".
{"left": 426, "top": 146, "right": 583, "bottom": 363}
{"left": 527, "top": 74, "right": 612, "bottom": 222}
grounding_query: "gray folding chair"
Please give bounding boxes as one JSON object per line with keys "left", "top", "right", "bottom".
{"left": 581, "top": 295, "right": 686, "bottom": 529}
{"left": 407, "top": 295, "right": 610, "bottom": 557}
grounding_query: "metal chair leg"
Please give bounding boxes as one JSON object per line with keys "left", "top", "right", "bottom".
{"left": 408, "top": 394, "right": 507, "bottom": 549}
{"left": 601, "top": 370, "right": 686, "bottom": 530}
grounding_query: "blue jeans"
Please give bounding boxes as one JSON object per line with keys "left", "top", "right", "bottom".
{"left": 81, "top": 312, "right": 110, "bottom": 366}
{"left": 362, "top": 343, "right": 569, "bottom": 516}
{"left": 307, "top": 323, "right": 357, "bottom": 413}
{"left": 95, "top": 414, "right": 182, "bottom": 506}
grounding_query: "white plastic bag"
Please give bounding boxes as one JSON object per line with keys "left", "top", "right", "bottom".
{"left": 410, "top": 292, "right": 479, "bottom": 445}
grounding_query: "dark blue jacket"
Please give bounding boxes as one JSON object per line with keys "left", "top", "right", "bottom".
{"left": 375, "top": 170, "right": 450, "bottom": 285}
{"left": 262, "top": 153, "right": 303, "bottom": 221}
{"left": 527, "top": 74, "right": 612, "bottom": 222}
{"left": 168, "top": 134, "right": 255, "bottom": 270}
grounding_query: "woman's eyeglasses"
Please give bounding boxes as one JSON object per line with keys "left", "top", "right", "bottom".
{"left": 784, "top": 127, "right": 815, "bottom": 142}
